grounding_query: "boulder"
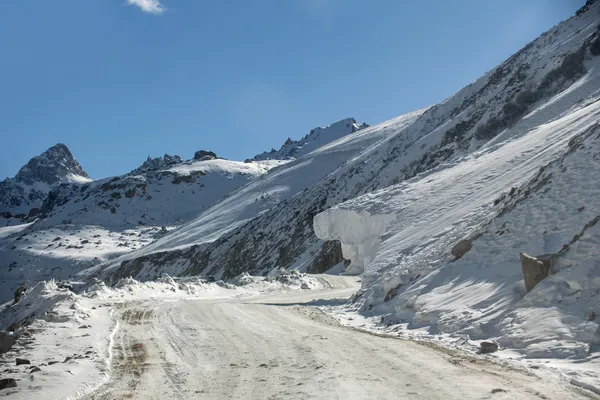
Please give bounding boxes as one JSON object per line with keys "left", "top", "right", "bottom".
{"left": 0, "top": 332, "right": 15, "bottom": 354}
{"left": 0, "top": 378, "right": 17, "bottom": 390}
{"left": 451, "top": 239, "right": 473, "bottom": 259}
{"left": 16, "top": 358, "right": 30, "bottom": 365}
{"left": 30, "top": 367, "right": 41, "bottom": 373}
{"left": 479, "top": 341, "right": 499, "bottom": 354}
{"left": 520, "top": 253, "right": 551, "bottom": 293}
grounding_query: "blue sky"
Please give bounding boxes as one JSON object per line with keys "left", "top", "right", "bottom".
{"left": 0, "top": 0, "right": 583, "bottom": 179}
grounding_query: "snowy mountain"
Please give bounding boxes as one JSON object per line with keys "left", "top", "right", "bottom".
{"left": 251, "top": 118, "right": 369, "bottom": 161}
{"left": 1, "top": 3, "right": 600, "bottom": 391}
{"left": 0, "top": 144, "right": 91, "bottom": 224}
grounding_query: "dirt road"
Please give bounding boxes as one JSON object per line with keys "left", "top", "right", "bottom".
{"left": 90, "top": 275, "right": 585, "bottom": 399}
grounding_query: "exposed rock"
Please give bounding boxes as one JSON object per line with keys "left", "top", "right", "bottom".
{"left": 451, "top": 239, "right": 473, "bottom": 259}
{"left": 590, "top": 311, "right": 596, "bottom": 321}
{"left": 520, "top": 253, "right": 551, "bottom": 293}
{"left": 0, "top": 333, "right": 15, "bottom": 354}
{"left": 193, "top": 150, "right": 217, "bottom": 160}
{"left": 384, "top": 283, "right": 403, "bottom": 302}
{"left": 130, "top": 154, "right": 183, "bottom": 175}
{"left": 577, "top": 205, "right": 585, "bottom": 212}
{"left": 307, "top": 240, "right": 345, "bottom": 274}
{"left": 479, "top": 341, "right": 499, "bottom": 354}
{"left": 16, "top": 358, "right": 30, "bottom": 365}
{"left": 30, "top": 367, "right": 41, "bottom": 373}
{"left": 13, "top": 287, "right": 25, "bottom": 305}
{"left": 0, "top": 378, "right": 17, "bottom": 390}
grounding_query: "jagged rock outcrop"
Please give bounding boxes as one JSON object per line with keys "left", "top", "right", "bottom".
{"left": 193, "top": 150, "right": 217, "bottom": 161}
{"left": 129, "top": 154, "right": 184, "bottom": 175}
{"left": 252, "top": 118, "right": 368, "bottom": 161}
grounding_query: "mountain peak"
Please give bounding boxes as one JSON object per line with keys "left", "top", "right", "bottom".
{"left": 15, "top": 143, "right": 90, "bottom": 186}
{"left": 252, "top": 117, "right": 369, "bottom": 161}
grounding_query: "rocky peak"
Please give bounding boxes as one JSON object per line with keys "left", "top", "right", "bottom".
{"left": 15, "top": 143, "right": 89, "bottom": 186}
{"left": 193, "top": 150, "right": 217, "bottom": 161}
{"left": 253, "top": 117, "right": 369, "bottom": 161}
{"left": 130, "top": 153, "right": 184, "bottom": 175}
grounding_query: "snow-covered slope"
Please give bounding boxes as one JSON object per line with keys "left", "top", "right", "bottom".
{"left": 33, "top": 157, "right": 284, "bottom": 230}
{"left": 251, "top": 118, "right": 368, "bottom": 161}
{"left": 97, "top": 2, "right": 600, "bottom": 287}
{"left": 0, "top": 144, "right": 91, "bottom": 224}
{"left": 0, "top": 155, "right": 286, "bottom": 302}
{"left": 309, "top": 2, "right": 600, "bottom": 386}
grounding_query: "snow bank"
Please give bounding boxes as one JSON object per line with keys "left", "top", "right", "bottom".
{"left": 0, "top": 281, "right": 115, "bottom": 400}
{"left": 314, "top": 209, "right": 395, "bottom": 274}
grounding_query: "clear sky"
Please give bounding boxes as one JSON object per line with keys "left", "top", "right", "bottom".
{"left": 0, "top": 0, "right": 584, "bottom": 179}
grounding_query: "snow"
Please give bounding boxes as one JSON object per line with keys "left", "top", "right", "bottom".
{"left": 164, "top": 158, "right": 288, "bottom": 176}
{"left": 0, "top": 222, "right": 33, "bottom": 240}
{"left": 62, "top": 173, "right": 93, "bottom": 184}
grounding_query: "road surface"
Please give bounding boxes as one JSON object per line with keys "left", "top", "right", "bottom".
{"left": 90, "top": 275, "right": 585, "bottom": 399}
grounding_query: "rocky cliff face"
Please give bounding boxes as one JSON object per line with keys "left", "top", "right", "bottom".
{"left": 14, "top": 144, "right": 89, "bottom": 186}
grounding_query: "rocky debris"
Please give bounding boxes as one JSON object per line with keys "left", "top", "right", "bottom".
{"left": 29, "top": 366, "right": 41, "bottom": 373}
{"left": 193, "top": 150, "right": 217, "bottom": 161}
{"left": 0, "top": 333, "right": 15, "bottom": 354}
{"left": 520, "top": 253, "right": 551, "bottom": 293}
{"left": 451, "top": 239, "right": 473, "bottom": 259}
{"left": 479, "top": 341, "right": 499, "bottom": 354}
{"left": 16, "top": 358, "right": 30, "bottom": 365}
{"left": 0, "top": 378, "right": 17, "bottom": 390}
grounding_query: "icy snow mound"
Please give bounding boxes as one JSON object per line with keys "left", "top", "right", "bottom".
{"left": 314, "top": 209, "right": 395, "bottom": 275}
